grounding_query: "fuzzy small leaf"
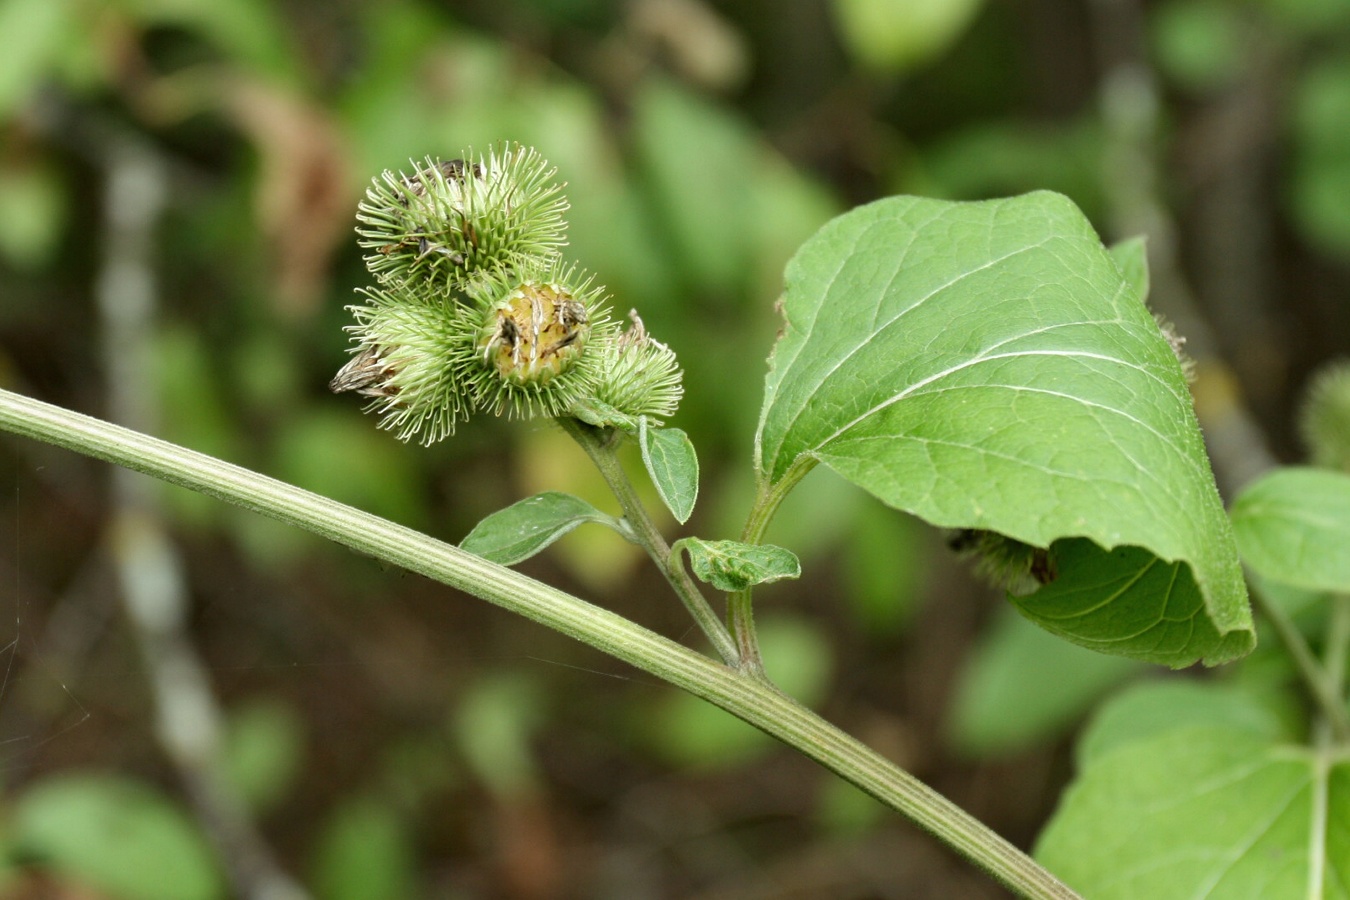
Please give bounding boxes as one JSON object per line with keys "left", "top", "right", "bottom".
{"left": 461, "top": 492, "right": 621, "bottom": 565}
{"left": 755, "top": 192, "right": 1250, "bottom": 666}
{"left": 1230, "top": 466, "right": 1350, "bottom": 592}
{"left": 640, "top": 419, "right": 699, "bottom": 524}
{"left": 677, "top": 538, "right": 801, "bottom": 592}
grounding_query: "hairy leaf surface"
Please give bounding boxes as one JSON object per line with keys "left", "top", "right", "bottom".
{"left": 1037, "top": 682, "right": 1347, "bottom": 899}
{"left": 756, "top": 192, "right": 1250, "bottom": 665}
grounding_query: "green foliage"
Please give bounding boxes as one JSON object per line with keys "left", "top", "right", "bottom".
{"left": 1231, "top": 467, "right": 1350, "bottom": 592}
{"left": 639, "top": 419, "right": 699, "bottom": 524}
{"left": 221, "top": 698, "right": 306, "bottom": 815}
{"left": 632, "top": 81, "right": 758, "bottom": 299}
{"left": 7, "top": 0, "right": 1350, "bottom": 895}
{"left": 452, "top": 672, "right": 544, "bottom": 797}
{"left": 460, "top": 491, "right": 622, "bottom": 565}
{"left": 831, "top": 0, "right": 985, "bottom": 72}
{"left": 1013, "top": 540, "right": 1242, "bottom": 665}
{"left": 1290, "top": 54, "right": 1350, "bottom": 258}
{"left": 918, "top": 119, "right": 1107, "bottom": 217}
{"left": 756, "top": 192, "right": 1251, "bottom": 666}
{"left": 1150, "top": 0, "right": 1246, "bottom": 93}
{"left": 0, "top": 158, "right": 65, "bottom": 269}
{"left": 948, "top": 610, "right": 1143, "bottom": 756}
{"left": 1036, "top": 681, "right": 1349, "bottom": 899}
{"left": 7, "top": 774, "right": 226, "bottom": 900}
{"left": 310, "top": 795, "right": 417, "bottom": 900}
{"left": 1108, "top": 236, "right": 1150, "bottom": 302}
{"left": 675, "top": 538, "right": 801, "bottom": 592}
{"left": 0, "top": 0, "right": 78, "bottom": 118}
{"left": 842, "top": 503, "right": 925, "bottom": 637}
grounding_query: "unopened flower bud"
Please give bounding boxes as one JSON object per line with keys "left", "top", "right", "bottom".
{"left": 581, "top": 310, "right": 684, "bottom": 427}
{"left": 330, "top": 285, "right": 473, "bottom": 444}
{"left": 1300, "top": 359, "right": 1350, "bottom": 473}
{"left": 357, "top": 145, "right": 568, "bottom": 290}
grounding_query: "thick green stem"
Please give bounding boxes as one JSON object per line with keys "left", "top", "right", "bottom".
{"left": 557, "top": 417, "right": 740, "bottom": 667}
{"left": 1251, "top": 583, "right": 1350, "bottom": 742}
{"left": 0, "top": 389, "right": 1080, "bottom": 899}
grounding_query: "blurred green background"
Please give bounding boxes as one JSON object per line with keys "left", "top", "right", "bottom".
{"left": 1, "top": 0, "right": 1348, "bottom": 897}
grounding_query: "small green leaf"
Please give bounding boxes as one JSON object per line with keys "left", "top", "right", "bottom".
{"left": 676, "top": 538, "right": 801, "bottom": 592}
{"left": 756, "top": 192, "right": 1251, "bottom": 666}
{"left": 1108, "top": 235, "right": 1150, "bottom": 303}
{"left": 1035, "top": 682, "right": 1340, "bottom": 899}
{"left": 640, "top": 419, "right": 699, "bottom": 524}
{"left": 1231, "top": 466, "right": 1350, "bottom": 592}
{"left": 831, "top": 0, "right": 984, "bottom": 72}
{"left": 11, "top": 774, "right": 225, "bottom": 900}
{"left": 311, "top": 796, "right": 416, "bottom": 900}
{"left": 222, "top": 698, "right": 304, "bottom": 815}
{"left": 461, "top": 492, "right": 621, "bottom": 565}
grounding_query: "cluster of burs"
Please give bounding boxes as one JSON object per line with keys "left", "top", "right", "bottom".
{"left": 331, "top": 145, "right": 683, "bottom": 445}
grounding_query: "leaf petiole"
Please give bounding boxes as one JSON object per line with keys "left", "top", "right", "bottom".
{"left": 557, "top": 416, "right": 740, "bottom": 666}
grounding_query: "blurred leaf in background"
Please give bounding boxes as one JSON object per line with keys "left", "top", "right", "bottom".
{"left": 6, "top": 774, "right": 226, "bottom": 900}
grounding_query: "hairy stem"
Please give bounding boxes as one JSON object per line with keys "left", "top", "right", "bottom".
{"left": 557, "top": 417, "right": 739, "bottom": 665}
{"left": 728, "top": 458, "right": 819, "bottom": 674}
{"left": 1251, "top": 583, "right": 1350, "bottom": 742}
{"left": 0, "top": 389, "right": 1079, "bottom": 900}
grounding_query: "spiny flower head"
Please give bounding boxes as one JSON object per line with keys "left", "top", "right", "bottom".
{"left": 330, "top": 285, "right": 474, "bottom": 445}
{"left": 948, "top": 529, "right": 1057, "bottom": 597}
{"left": 578, "top": 310, "right": 684, "bottom": 429}
{"left": 357, "top": 145, "right": 568, "bottom": 290}
{"left": 333, "top": 144, "right": 687, "bottom": 445}
{"left": 1300, "top": 358, "right": 1350, "bottom": 473}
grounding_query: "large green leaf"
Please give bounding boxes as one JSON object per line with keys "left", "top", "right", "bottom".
{"left": 755, "top": 192, "right": 1250, "bottom": 666}
{"left": 1036, "top": 682, "right": 1347, "bottom": 899}
{"left": 1231, "top": 466, "right": 1350, "bottom": 592}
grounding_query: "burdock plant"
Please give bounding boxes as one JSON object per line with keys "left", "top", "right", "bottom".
{"left": 332, "top": 145, "right": 680, "bottom": 447}
{"left": 25, "top": 138, "right": 1334, "bottom": 899}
